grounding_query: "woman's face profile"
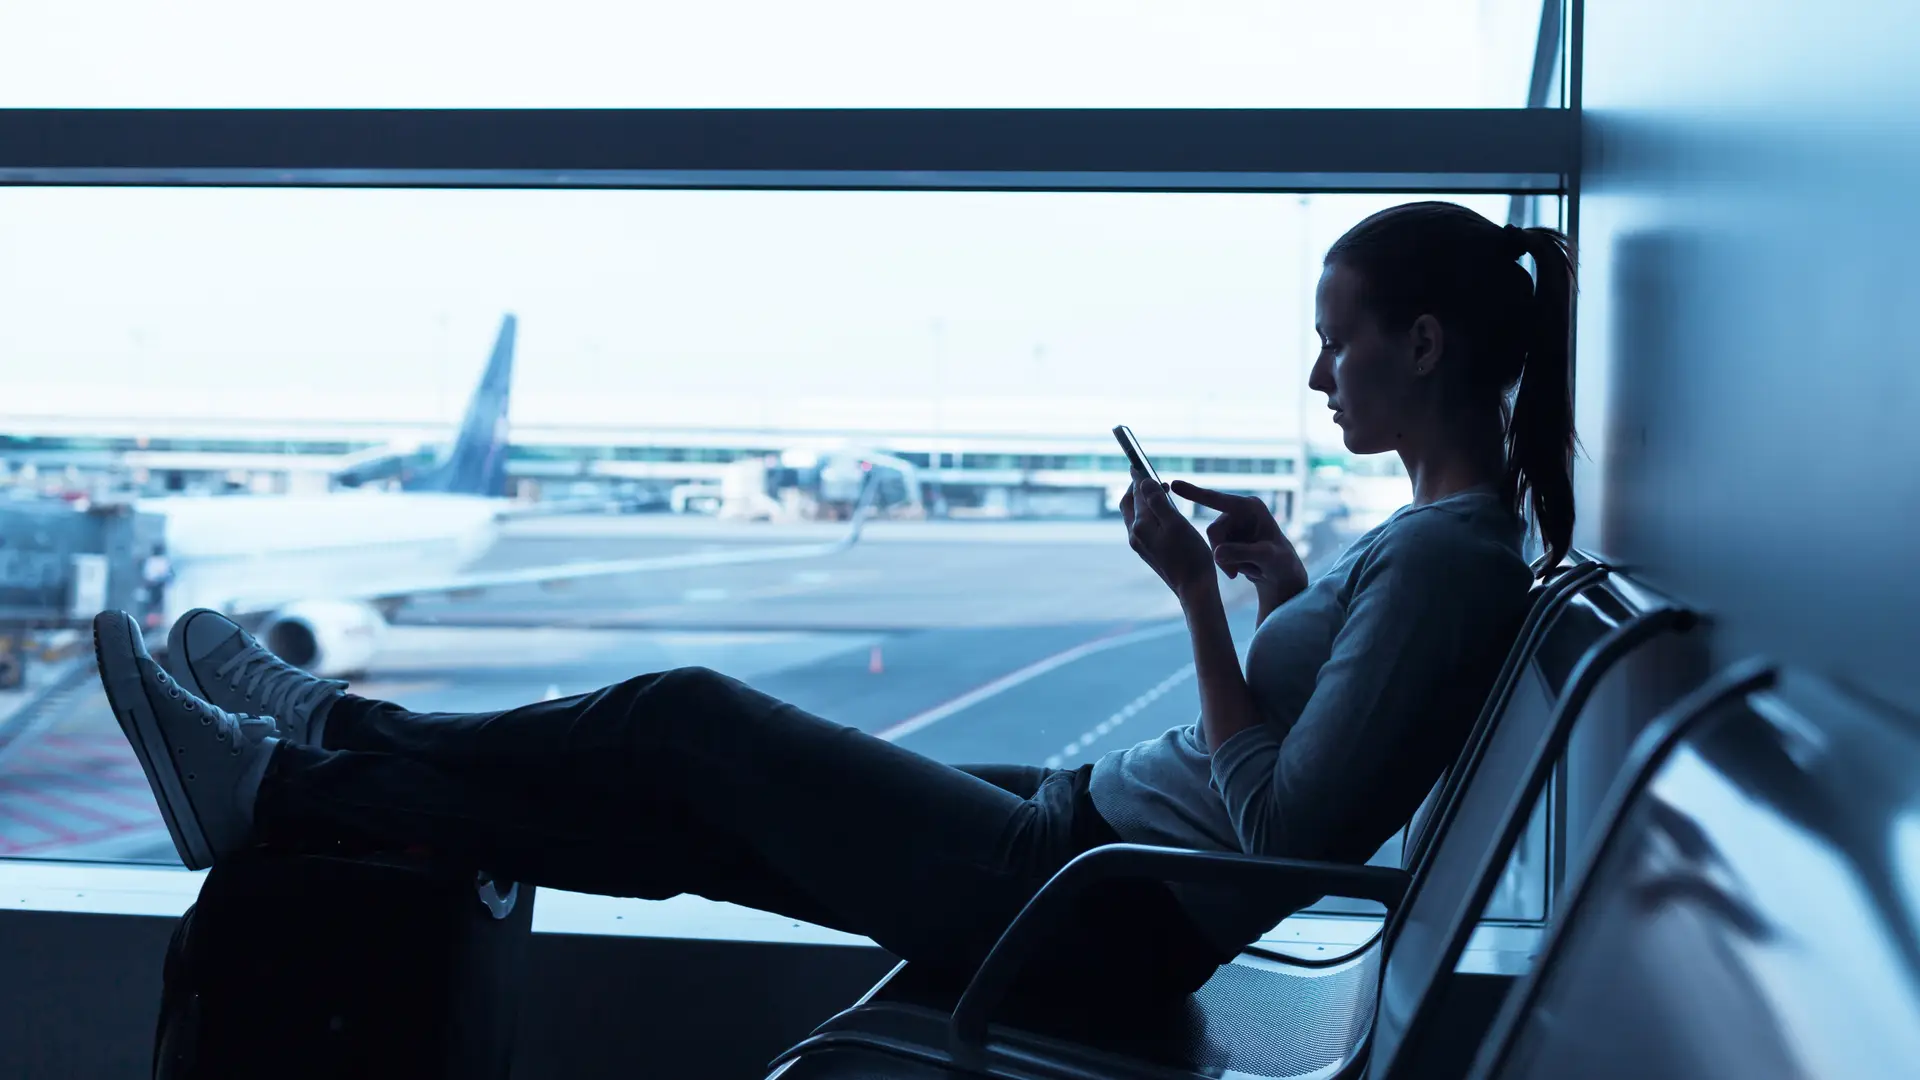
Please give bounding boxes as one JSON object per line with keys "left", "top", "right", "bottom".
{"left": 1308, "top": 262, "right": 1429, "bottom": 456}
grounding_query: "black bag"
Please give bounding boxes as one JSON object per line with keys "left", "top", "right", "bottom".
{"left": 153, "top": 852, "right": 535, "bottom": 1080}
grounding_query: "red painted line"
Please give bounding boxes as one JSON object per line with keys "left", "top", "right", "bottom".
{"left": 42, "top": 782, "right": 156, "bottom": 813}
{"left": 36, "top": 733, "right": 99, "bottom": 747}
{"left": 9, "top": 746, "right": 143, "bottom": 776}
{"left": 0, "top": 801, "right": 81, "bottom": 847}
{"left": 13, "top": 787, "right": 148, "bottom": 829}
{"left": 3, "top": 765, "right": 158, "bottom": 810}
{"left": 0, "top": 816, "right": 162, "bottom": 856}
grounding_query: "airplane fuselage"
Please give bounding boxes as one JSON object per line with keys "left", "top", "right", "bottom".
{"left": 139, "top": 491, "right": 502, "bottom": 624}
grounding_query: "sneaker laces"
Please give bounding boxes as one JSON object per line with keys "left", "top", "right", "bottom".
{"left": 229, "top": 710, "right": 280, "bottom": 748}
{"left": 155, "top": 665, "right": 281, "bottom": 750}
{"left": 214, "top": 640, "right": 348, "bottom": 724}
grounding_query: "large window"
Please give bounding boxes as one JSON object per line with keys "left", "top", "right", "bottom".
{"left": 0, "top": 5, "right": 1574, "bottom": 960}
{"left": 0, "top": 187, "right": 1561, "bottom": 938}
{"left": 3, "top": 1, "right": 1554, "bottom": 109}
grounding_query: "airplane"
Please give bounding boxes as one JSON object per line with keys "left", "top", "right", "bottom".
{"left": 137, "top": 314, "right": 878, "bottom": 677}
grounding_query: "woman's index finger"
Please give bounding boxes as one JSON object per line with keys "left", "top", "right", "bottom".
{"left": 1169, "top": 480, "right": 1240, "bottom": 511}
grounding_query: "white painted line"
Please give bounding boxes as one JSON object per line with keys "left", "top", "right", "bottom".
{"left": 1043, "top": 662, "right": 1197, "bottom": 768}
{"left": 874, "top": 621, "right": 1188, "bottom": 743}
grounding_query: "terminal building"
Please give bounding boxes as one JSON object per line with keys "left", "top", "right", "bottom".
{"left": 0, "top": 392, "right": 1315, "bottom": 526}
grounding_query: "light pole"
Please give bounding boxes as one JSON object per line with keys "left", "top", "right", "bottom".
{"left": 929, "top": 318, "right": 947, "bottom": 516}
{"left": 435, "top": 312, "right": 450, "bottom": 426}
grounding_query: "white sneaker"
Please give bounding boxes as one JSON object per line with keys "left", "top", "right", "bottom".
{"left": 168, "top": 608, "right": 347, "bottom": 747}
{"left": 95, "top": 610, "right": 278, "bottom": 870}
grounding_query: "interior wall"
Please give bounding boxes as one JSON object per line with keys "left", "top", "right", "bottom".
{"left": 1572, "top": 0, "right": 1920, "bottom": 717}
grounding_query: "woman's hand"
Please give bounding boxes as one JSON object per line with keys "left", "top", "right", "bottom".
{"left": 1120, "top": 472, "right": 1217, "bottom": 601}
{"left": 1169, "top": 480, "right": 1310, "bottom": 612}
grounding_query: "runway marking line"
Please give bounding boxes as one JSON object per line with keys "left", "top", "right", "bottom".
{"left": 1046, "top": 663, "right": 1197, "bottom": 768}
{"left": 874, "top": 620, "right": 1189, "bottom": 743}
{"left": 5, "top": 785, "right": 137, "bottom": 829}
{"left": 0, "top": 817, "right": 168, "bottom": 857}
{"left": 0, "top": 798, "right": 83, "bottom": 846}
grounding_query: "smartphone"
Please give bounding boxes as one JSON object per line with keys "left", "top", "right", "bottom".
{"left": 1112, "top": 425, "right": 1162, "bottom": 487}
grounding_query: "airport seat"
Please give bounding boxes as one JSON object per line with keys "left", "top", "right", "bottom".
{"left": 1466, "top": 661, "right": 1920, "bottom": 1080}
{"left": 1397, "top": 551, "right": 1607, "bottom": 879}
{"left": 766, "top": 558, "right": 1707, "bottom": 1080}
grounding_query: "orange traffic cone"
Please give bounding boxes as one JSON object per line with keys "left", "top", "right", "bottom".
{"left": 869, "top": 645, "right": 884, "bottom": 674}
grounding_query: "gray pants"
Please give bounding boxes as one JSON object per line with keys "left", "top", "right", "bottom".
{"left": 255, "top": 666, "right": 1225, "bottom": 1001}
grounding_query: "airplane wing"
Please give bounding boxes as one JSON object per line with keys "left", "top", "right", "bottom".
{"left": 365, "top": 532, "right": 857, "bottom": 605}
{"left": 489, "top": 497, "right": 627, "bottom": 521}
{"left": 352, "top": 474, "right": 877, "bottom": 611}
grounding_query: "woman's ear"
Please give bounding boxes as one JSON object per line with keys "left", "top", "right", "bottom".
{"left": 1409, "top": 314, "right": 1444, "bottom": 378}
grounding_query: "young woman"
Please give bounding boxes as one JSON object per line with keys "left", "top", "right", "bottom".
{"left": 97, "top": 200, "right": 1575, "bottom": 1006}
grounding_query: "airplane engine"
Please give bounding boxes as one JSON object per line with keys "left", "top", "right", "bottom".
{"left": 259, "top": 600, "right": 388, "bottom": 678}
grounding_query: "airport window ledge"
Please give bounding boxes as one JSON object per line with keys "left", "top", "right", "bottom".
{"left": 0, "top": 860, "right": 1539, "bottom": 974}
{"left": 0, "top": 860, "right": 872, "bottom": 947}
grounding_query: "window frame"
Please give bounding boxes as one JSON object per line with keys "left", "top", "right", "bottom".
{"left": 0, "top": 107, "right": 1573, "bottom": 193}
{"left": 0, "top": 2, "right": 1576, "bottom": 959}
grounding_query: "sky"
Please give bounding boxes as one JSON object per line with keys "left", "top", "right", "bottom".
{"left": 0, "top": 2, "right": 1543, "bottom": 448}
{"left": 1, "top": 1, "right": 1542, "bottom": 108}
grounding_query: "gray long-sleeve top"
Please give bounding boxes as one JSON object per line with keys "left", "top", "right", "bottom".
{"left": 1089, "top": 487, "right": 1532, "bottom": 954}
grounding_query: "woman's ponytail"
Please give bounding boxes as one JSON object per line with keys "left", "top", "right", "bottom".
{"left": 1504, "top": 228, "right": 1578, "bottom": 572}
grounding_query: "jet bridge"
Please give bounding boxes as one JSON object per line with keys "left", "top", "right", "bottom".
{"left": 0, "top": 497, "right": 169, "bottom": 647}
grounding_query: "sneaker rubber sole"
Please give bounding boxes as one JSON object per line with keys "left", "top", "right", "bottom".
{"left": 94, "top": 612, "right": 215, "bottom": 870}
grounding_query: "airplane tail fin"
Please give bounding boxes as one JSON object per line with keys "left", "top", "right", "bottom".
{"left": 410, "top": 314, "right": 516, "bottom": 497}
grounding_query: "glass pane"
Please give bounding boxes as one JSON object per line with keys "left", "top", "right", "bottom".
{"left": 1, "top": 0, "right": 1554, "bottom": 108}
{"left": 0, "top": 188, "right": 1541, "bottom": 878}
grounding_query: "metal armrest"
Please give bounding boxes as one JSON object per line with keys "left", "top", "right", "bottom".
{"left": 949, "top": 843, "right": 1409, "bottom": 1045}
